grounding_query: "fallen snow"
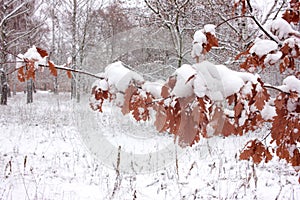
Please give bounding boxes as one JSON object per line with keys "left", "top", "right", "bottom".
{"left": 0, "top": 92, "right": 299, "bottom": 200}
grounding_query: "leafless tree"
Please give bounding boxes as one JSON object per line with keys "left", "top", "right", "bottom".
{"left": 0, "top": 0, "right": 46, "bottom": 104}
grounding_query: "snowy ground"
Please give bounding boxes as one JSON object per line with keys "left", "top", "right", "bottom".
{"left": 0, "top": 91, "right": 299, "bottom": 199}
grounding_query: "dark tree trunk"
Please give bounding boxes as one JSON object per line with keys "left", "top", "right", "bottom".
{"left": 0, "top": 71, "right": 8, "bottom": 105}
{"left": 71, "top": 0, "right": 77, "bottom": 100}
{"left": 27, "top": 79, "right": 33, "bottom": 104}
{"left": 54, "top": 77, "right": 58, "bottom": 94}
{"left": 71, "top": 70, "right": 76, "bottom": 99}
{"left": 76, "top": 73, "right": 80, "bottom": 102}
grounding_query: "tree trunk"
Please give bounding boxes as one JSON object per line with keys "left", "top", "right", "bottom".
{"left": 13, "top": 79, "right": 16, "bottom": 95}
{"left": 71, "top": 0, "right": 77, "bottom": 99}
{"left": 27, "top": 79, "right": 33, "bottom": 104}
{"left": 54, "top": 77, "right": 58, "bottom": 94}
{"left": 76, "top": 73, "right": 80, "bottom": 103}
{"left": 71, "top": 71, "right": 76, "bottom": 99}
{"left": 0, "top": 70, "right": 8, "bottom": 105}
{"left": 51, "top": 1, "right": 59, "bottom": 95}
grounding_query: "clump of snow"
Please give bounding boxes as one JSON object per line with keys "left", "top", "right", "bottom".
{"left": 240, "top": 81, "right": 254, "bottom": 96}
{"left": 191, "top": 30, "right": 206, "bottom": 58}
{"left": 261, "top": 102, "right": 276, "bottom": 120}
{"left": 104, "top": 61, "right": 144, "bottom": 93}
{"left": 193, "top": 61, "right": 257, "bottom": 100}
{"left": 277, "top": 76, "right": 300, "bottom": 112}
{"left": 191, "top": 42, "right": 203, "bottom": 58}
{"left": 204, "top": 24, "right": 216, "bottom": 35}
{"left": 171, "top": 64, "right": 196, "bottom": 97}
{"left": 92, "top": 79, "right": 108, "bottom": 91}
{"left": 249, "top": 39, "right": 278, "bottom": 57}
{"left": 193, "top": 30, "right": 207, "bottom": 44}
{"left": 191, "top": 24, "right": 216, "bottom": 59}
{"left": 283, "top": 37, "right": 300, "bottom": 56}
{"left": 239, "top": 110, "right": 247, "bottom": 126}
{"left": 142, "top": 80, "right": 164, "bottom": 98}
{"left": 21, "top": 45, "right": 47, "bottom": 69}
{"left": 284, "top": 37, "right": 300, "bottom": 48}
{"left": 287, "top": 98, "right": 298, "bottom": 112}
{"left": 279, "top": 75, "right": 300, "bottom": 93}
{"left": 264, "top": 51, "right": 282, "bottom": 64}
{"left": 194, "top": 61, "right": 224, "bottom": 101}
{"left": 266, "top": 18, "right": 297, "bottom": 40}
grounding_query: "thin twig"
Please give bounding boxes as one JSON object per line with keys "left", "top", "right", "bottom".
{"left": 246, "top": 0, "right": 253, "bottom": 13}
{"left": 216, "top": 15, "right": 278, "bottom": 43}
{"left": 39, "top": 64, "right": 104, "bottom": 79}
{"left": 273, "top": 1, "right": 286, "bottom": 20}
{"left": 264, "top": 85, "right": 289, "bottom": 94}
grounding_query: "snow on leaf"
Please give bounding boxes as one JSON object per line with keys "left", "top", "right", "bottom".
{"left": 105, "top": 61, "right": 144, "bottom": 93}
{"left": 23, "top": 46, "right": 46, "bottom": 69}
{"left": 130, "top": 93, "right": 152, "bottom": 122}
{"left": 90, "top": 85, "right": 111, "bottom": 112}
{"left": 282, "top": 75, "right": 300, "bottom": 93}
{"left": 249, "top": 39, "right": 278, "bottom": 57}
{"left": 267, "top": 18, "right": 298, "bottom": 40}
{"left": 142, "top": 81, "right": 163, "bottom": 99}
{"left": 204, "top": 24, "right": 216, "bottom": 35}
{"left": 172, "top": 64, "right": 196, "bottom": 97}
{"left": 233, "top": 0, "right": 247, "bottom": 15}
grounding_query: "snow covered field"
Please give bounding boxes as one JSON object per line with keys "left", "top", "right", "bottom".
{"left": 0, "top": 91, "right": 299, "bottom": 199}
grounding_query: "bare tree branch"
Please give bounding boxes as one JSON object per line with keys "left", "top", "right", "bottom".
{"left": 0, "top": 2, "right": 26, "bottom": 27}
